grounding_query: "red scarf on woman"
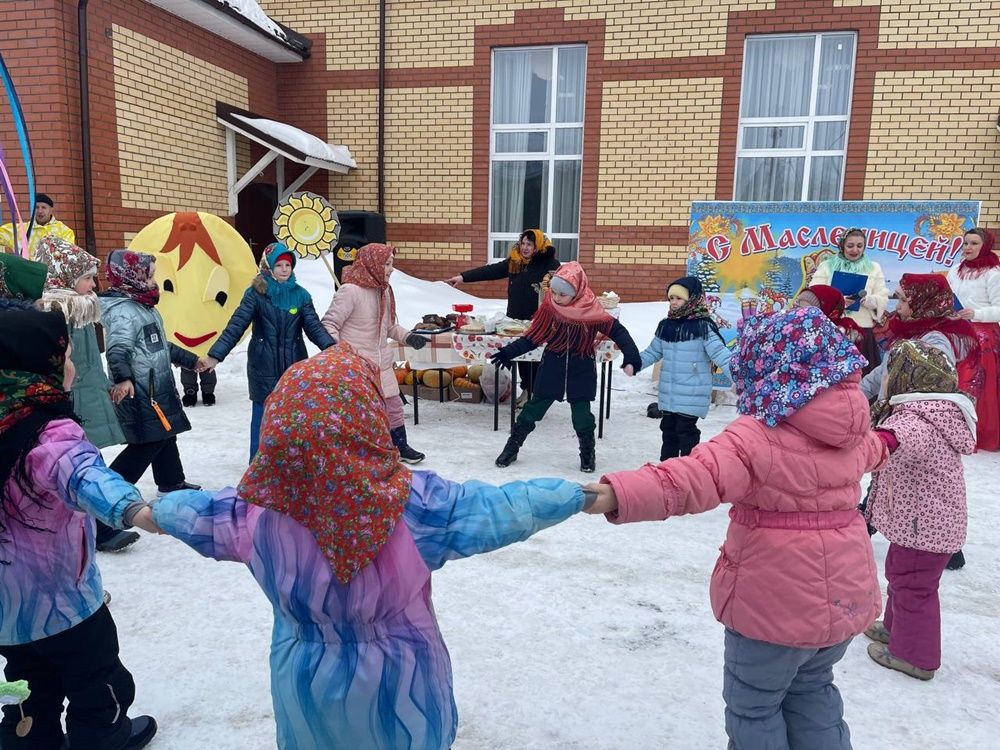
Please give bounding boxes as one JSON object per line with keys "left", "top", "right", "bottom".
{"left": 957, "top": 229, "right": 999, "bottom": 279}
{"left": 238, "top": 346, "right": 411, "bottom": 584}
{"left": 342, "top": 243, "right": 397, "bottom": 331}
{"left": 523, "top": 262, "right": 614, "bottom": 356}
{"left": 883, "top": 273, "right": 977, "bottom": 357}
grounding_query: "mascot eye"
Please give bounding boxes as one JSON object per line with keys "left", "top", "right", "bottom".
{"left": 203, "top": 265, "right": 231, "bottom": 307}
{"left": 163, "top": 279, "right": 174, "bottom": 293}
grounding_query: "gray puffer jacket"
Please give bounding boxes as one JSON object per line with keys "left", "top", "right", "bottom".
{"left": 100, "top": 292, "right": 198, "bottom": 444}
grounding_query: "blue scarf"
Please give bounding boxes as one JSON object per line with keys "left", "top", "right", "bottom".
{"left": 264, "top": 272, "right": 310, "bottom": 313}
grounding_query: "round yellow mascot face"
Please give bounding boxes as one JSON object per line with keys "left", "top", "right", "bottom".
{"left": 129, "top": 212, "right": 257, "bottom": 357}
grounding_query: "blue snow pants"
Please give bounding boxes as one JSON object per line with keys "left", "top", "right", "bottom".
{"left": 723, "top": 629, "right": 853, "bottom": 750}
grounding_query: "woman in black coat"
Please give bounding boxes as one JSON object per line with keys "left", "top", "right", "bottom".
{"left": 445, "top": 229, "right": 560, "bottom": 397}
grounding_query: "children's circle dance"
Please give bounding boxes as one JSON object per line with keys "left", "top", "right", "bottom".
{"left": 0, "top": 227, "right": 996, "bottom": 749}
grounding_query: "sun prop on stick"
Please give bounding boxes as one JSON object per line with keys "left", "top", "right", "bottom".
{"left": 273, "top": 192, "right": 341, "bottom": 283}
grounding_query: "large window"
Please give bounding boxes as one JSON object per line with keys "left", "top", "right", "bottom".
{"left": 735, "top": 33, "right": 856, "bottom": 202}
{"left": 489, "top": 45, "right": 585, "bottom": 262}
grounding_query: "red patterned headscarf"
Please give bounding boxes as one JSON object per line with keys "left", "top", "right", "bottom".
{"left": 237, "top": 345, "right": 412, "bottom": 584}
{"left": 342, "top": 243, "right": 397, "bottom": 330}
{"left": 957, "top": 228, "right": 998, "bottom": 279}
{"left": 106, "top": 249, "right": 160, "bottom": 307}
{"left": 796, "top": 284, "right": 863, "bottom": 342}
{"left": 523, "top": 262, "right": 614, "bottom": 355}
{"left": 883, "top": 273, "right": 977, "bottom": 358}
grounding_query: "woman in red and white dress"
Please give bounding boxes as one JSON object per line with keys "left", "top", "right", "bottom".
{"left": 947, "top": 227, "right": 1000, "bottom": 451}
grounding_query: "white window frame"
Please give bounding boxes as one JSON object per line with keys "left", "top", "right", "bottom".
{"left": 734, "top": 32, "right": 857, "bottom": 201}
{"left": 488, "top": 44, "right": 586, "bottom": 262}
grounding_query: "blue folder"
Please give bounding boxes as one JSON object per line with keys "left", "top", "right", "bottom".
{"left": 830, "top": 271, "right": 868, "bottom": 312}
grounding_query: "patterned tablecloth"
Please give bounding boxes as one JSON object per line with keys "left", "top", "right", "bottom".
{"left": 451, "top": 333, "right": 621, "bottom": 363}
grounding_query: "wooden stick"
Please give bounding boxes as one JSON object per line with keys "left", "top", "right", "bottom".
{"left": 320, "top": 252, "right": 340, "bottom": 289}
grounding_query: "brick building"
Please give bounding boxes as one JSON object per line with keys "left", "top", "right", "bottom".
{"left": 1, "top": 0, "right": 999, "bottom": 301}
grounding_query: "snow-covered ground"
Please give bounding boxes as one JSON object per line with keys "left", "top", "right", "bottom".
{"left": 42, "top": 260, "right": 1000, "bottom": 747}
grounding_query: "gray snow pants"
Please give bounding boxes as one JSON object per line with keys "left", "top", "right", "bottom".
{"left": 723, "top": 629, "right": 853, "bottom": 750}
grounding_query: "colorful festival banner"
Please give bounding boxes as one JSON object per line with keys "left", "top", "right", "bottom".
{"left": 687, "top": 200, "right": 981, "bottom": 386}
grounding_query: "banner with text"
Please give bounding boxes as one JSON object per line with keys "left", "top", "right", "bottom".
{"left": 687, "top": 200, "right": 981, "bottom": 386}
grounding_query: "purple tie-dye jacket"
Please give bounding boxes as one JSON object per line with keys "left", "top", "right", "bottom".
{"left": 0, "top": 419, "right": 140, "bottom": 645}
{"left": 153, "top": 470, "right": 584, "bottom": 750}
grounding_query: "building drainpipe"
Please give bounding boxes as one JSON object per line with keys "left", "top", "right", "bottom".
{"left": 377, "top": 0, "right": 386, "bottom": 215}
{"left": 78, "top": 0, "right": 97, "bottom": 255}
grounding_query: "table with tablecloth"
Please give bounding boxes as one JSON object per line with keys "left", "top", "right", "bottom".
{"left": 396, "top": 331, "right": 622, "bottom": 436}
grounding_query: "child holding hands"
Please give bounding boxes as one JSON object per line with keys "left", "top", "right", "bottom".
{"left": 322, "top": 243, "right": 428, "bottom": 463}
{"left": 150, "top": 345, "right": 593, "bottom": 750}
{"left": 0, "top": 309, "right": 159, "bottom": 750}
{"left": 491, "top": 262, "right": 641, "bottom": 472}
{"left": 586, "top": 306, "right": 889, "bottom": 750}
{"left": 636, "top": 276, "right": 732, "bottom": 460}
{"left": 863, "top": 340, "right": 976, "bottom": 680}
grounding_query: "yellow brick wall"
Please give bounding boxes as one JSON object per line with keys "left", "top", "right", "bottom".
{"left": 874, "top": 0, "right": 1000, "bottom": 49}
{"left": 595, "top": 244, "right": 689, "bottom": 265}
{"left": 263, "top": 1, "right": 773, "bottom": 70}
{"left": 112, "top": 26, "right": 249, "bottom": 214}
{"left": 384, "top": 86, "right": 472, "bottom": 223}
{"left": 864, "top": 69, "right": 1000, "bottom": 226}
{"left": 394, "top": 241, "right": 472, "bottom": 260}
{"left": 597, "top": 78, "right": 722, "bottom": 229}
{"left": 328, "top": 89, "right": 378, "bottom": 211}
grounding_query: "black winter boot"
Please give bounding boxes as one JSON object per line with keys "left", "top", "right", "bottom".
{"left": 182, "top": 389, "right": 197, "bottom": 407}
{"left": 201, "top": 392, "right": 216, "bottom": 406}
{"left": 390, "top": 426, "right": 425, "bottom": 464}
{"left": 577, "top": 431, "right": 596, "bottom": 473}
{"left": 496, "top": 424, "right": 530, "bottom": 467}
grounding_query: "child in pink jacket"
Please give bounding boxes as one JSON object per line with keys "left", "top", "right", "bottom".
{"left": 863, "top": 340, "right": 976, "bottom": 681}
{"left": 322, "top": 243, "right": 429, "bottom": 463}
{"left": 585, "top": 307, "right": 889, "bottom": 750}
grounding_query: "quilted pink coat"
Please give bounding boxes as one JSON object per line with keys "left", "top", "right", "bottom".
{"left": 321, "top": 284, "right": 410, "bottom": 398}
{"left": 603, "top": 373, "right": 889, "bottom": 648}
{"left": 867, "top": 398, "right": 976, "bottom": 554}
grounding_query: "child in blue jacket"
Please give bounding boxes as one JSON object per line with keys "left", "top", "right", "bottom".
{"left": 635, "top": 276, "right": 732, "bottom": 459}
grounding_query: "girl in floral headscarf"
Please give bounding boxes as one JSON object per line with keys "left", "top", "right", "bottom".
{"left": 322, "top": 243, "right": 428, "bottom": 463}
{"left": 862, "top": 340, "right": 976, "bottom": 681}
{"left": 947, "top": 227, "right": 1000, "bottom": 451}
{"left": 0, "top": 309, "right": 159, "bottom": 749}
{"left": 151, "top": 345, "right": 592, "bottom": 750}
{"left": 35, "top": 238, "right": 133, "bottom": 551}
{"left": 490, "top": 262, "right": 641, "bottom": 472}
{"left": 582, "top": 306, "right": 890, "bottom": 749}
{"left": 100, "top": 250, "right": 202, "bottom": 498}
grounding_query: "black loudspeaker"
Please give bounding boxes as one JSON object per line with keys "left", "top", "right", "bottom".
{"left": 335, "top": 212, "right": 386, "bottom": 282}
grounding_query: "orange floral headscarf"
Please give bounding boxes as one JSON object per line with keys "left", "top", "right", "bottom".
{"left": 238, "top": 346, "right": 412, "bottom": 583}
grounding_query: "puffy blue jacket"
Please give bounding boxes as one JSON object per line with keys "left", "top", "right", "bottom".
{"left": 209, "top": 277, "right": 335, "bottom": 403}
{"left": 639, "top": 326, "right": 732, "bottom": 418}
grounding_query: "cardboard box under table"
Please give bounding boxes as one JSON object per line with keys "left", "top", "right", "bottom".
{"left": 451, "top": 332, "right": 622, "bottom": 437}
{"left": 396, "top": 332, "right": 467, "bottom": 424}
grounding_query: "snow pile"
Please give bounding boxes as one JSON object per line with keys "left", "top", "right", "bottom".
{"left": 219, "top": 0, "right": 288, "bottom": 41}
{"left": 232, "top": 115, "right": 355, "bottom": 169}
{"left": 7, "top": 259, "right": 998, "bottom": 748}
